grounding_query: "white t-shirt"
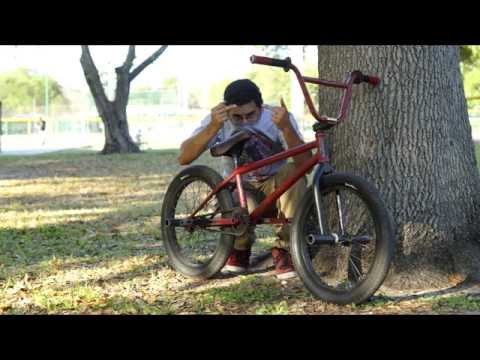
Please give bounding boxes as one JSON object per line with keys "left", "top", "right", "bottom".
{"left": 189, "top": 105, "right": 304, "bottom": 180}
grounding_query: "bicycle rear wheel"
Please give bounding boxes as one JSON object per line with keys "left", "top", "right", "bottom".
{"left": 290, "top": 173, "right": 395, "bottom": 305}
{"left": 161, "top": 165, "right": 235, "bottom": 279}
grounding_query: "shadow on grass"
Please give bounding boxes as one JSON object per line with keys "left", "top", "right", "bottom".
{"left": 0, "top": 201, "right": 168, "bottom": 279}
{"left": 53, "top": 257, "right": 169, "bottom": 290}
{"left": 365, "top": 280, "right": 480, "bottom": 307}
{"left": 173, "top": 257, "right": 276, "bottom": 293}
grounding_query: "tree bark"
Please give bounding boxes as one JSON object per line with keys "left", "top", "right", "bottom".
{"left": 80, "top": 45, "right": 167, "bottom": 154}
{"left": 317, "top": 45, "right": 480, "bottom": 289}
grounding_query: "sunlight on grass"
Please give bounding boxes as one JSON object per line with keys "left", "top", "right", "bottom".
{"left": 255, "top": 300, "right": 289, "bottom": 315}
{"left": 1, "top": 208, "right": 115, "bottom": 229}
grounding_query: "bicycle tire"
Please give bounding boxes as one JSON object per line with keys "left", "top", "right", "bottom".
{"left": 290, "top": 172, "right": 395, "bottom": 305}
{"left": 161, "top": 165, "right": 235, "bottom": 279}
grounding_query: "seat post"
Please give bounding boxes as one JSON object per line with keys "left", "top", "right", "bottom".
{"left": 232, "top": 154, "right": 247, "bottom": 209}
{"left": 233, "top": 154, "right": 239, "bottom": 168}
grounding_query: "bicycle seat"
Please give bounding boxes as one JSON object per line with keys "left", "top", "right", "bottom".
{"left": 210, "top": 129, "right": 252, "bottom": 158}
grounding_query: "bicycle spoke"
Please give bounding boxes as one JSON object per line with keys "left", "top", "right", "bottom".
{"left": 303, "top": 183, "right": 379, "bottom": 293}
{"left": 336, "top": 190, "right": 347, "bottom": 235}
{"left": 170, "top": 178, "right": 225, "bottom": 266}
{"left": 348, "top": 257, "right": 363, "bottom": 281}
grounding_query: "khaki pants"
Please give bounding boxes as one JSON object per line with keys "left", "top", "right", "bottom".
{"left": 234, "top": 162, "right": 308, "bottom": 251}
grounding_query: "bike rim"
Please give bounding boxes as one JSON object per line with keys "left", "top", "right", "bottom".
{"left": 167, "top": 177, "right": 225, "bottom": 268}
{"left": 300, "top": 184, "right": 381, "bottom": 294}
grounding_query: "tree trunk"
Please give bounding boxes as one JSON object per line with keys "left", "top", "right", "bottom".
{"left": 80, "top": 45, "right": 168, "bottom": 154}
{"left": 317, "top": 45, "right": 480, "bottom": 289}
{"left": 100, "top": 102, "right": 140, "bottom": 154}
{"left": 80, "top": 46, "right": 140, "bottom": 154}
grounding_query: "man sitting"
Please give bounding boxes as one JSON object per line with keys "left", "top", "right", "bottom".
{"left": 177, "top": 79, "right": 310, "bottom": 280}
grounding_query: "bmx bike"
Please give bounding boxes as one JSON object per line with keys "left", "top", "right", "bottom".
{"left": 161, "top": 55, "right": 395, "bottom": 304}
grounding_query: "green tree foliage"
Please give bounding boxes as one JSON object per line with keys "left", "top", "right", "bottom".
{"left": 460, "top": 46, "right": 479, "bottom": 66}
{"left": 248, "top": 66, "right": 292, "bottom": 107}
{"left": 207, "top": 55, "right": 319, "bottom": 114}
{"left": 460, "top": 46, "right": 480, "bottom": 111}
{"left": 0, "top": 68, "right": 69, "bottom": 114}
{"left": 255, "top": 45, "right": 319, "bottom": 113}
{"left": 161, "top": 77, "right": 178, "bottom": 89}
{"left": 208, "top": 70, "right": 292, "bottom": 109}
{"left": 206, "top": 46, "right": 317, "bottom": 115}
{"left": 208, "top": 78, "right": 233, "bottom": 108}
{"left": 257, "top": 45, "right": 289, "bottom": 58}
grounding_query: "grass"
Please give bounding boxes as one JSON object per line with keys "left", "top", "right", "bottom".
{"left": 0, "top": 145, "right": 480, "bottom": 314}
{"left": 431, "top": 295, "right": 480, "bottom": 313}
{"left": 0, "top": 149, "right": 280, "bottom": 314}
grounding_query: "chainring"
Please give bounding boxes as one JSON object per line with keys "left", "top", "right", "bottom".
{"left": 223, "top": 207, "right": 250, "bottom": 237}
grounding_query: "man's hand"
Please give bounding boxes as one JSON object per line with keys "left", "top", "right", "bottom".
{"left": 271, "top": 98, "right": 291, "bottom": 131}
{"left": 211, "top": 102, "right": 238, "bottom": 127}
{"left": 272, "top": 97, "right": 312, "bottom": 170}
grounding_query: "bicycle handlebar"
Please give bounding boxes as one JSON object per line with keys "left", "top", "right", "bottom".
{"left": 250, "top": 55, "right": 381, "bottom": 127}
{"left": 250, "top": 55, "right": 291, "bottom": 72}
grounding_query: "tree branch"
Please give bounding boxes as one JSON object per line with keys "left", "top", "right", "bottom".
{"left": 80, "top": 45, "right": 110, "bottom": 109}
{"left": 129, "top": 45, "right": 168, "bottom": 82}
{"left": 122, "top": 45, "right": 136, "bottom": 71}
{"left": 114, "top": 46, "right": 136, "bottom": 106}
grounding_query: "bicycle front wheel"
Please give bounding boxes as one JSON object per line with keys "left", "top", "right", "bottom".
{"left": 290, "top": 173, "right": 395, "bottom": 305}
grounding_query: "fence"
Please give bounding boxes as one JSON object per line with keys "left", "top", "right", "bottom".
{"left": 2, "top": 97, "right": 476, "bottom": 153}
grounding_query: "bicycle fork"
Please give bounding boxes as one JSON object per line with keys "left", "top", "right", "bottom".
{"left": 309, "top": 163, "right": 334, "bottom": 244}
{"left": 309, "top": 164, "right": 371, "bottom": 247}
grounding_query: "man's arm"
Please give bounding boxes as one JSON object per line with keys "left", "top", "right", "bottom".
{"left": 177, "top": 103, "right": 237, "bottom": 166}
{"left": 279, "top": 121, "right": 312, "bottom": 169}
{"left": 272, "top": 99, "right": 312, "bottom": 169}
{"left": 177, "top": 120, "right": 222, "bottom": 165}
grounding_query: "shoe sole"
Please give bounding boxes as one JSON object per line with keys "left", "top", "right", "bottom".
{"left": 224, "top": 265, "right": 248, "bottom": 274}
{"left": 276, "top": 271, "right": 297, "bottom": 280}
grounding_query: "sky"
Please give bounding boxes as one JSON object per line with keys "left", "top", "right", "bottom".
{"left": 0, "top": 45, "right": 317, "bottom": 92}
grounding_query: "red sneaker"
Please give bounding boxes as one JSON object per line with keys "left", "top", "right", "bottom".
{"left": 224, "top": 249, "right": 251, "bottom": 274}
{"left": 271, "top": 247, "right": 297, "bottom": 280}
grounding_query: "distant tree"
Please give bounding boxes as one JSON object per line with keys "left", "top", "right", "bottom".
{"left": 460, "top": 46, "right": 480, "bottom": 110}
{"left": 256, "top": 46, "right": 319, "bottom": 116}
{"left": 248, "top": 66, "right": 292, "bottom": 107}
{"left": 0, "top": 68, "right": 69, "bottom": 115}
{"left": 80, "top": 45, "right": 168, "bottom": 154}
{"left": 460, "top": 46, "right": 479, "bottom": 67}
{"left": 257, "top": 45, "right": 310, "bottom": 59}
{"left": 257, "top": 45, "right": 289, "bottom": 58}
{"left": 161, "top": 77, "right": 178, "bottom": 89}
{"left": 208, "top": 78, "right": 233, "bottom": 108}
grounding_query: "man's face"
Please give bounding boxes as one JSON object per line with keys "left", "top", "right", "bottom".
{"left": 228, "top": 101, "right": 261, "bottom": 127}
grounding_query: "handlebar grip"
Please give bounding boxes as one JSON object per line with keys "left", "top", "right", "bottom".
{"left": 250, "top": 55, "right": 291, "bottom": 71}
{"left": 364, "top": 75, "right": 381, "bottom": 87}
{"left": 352, "top": 71, "right": 381, "bottom": 87}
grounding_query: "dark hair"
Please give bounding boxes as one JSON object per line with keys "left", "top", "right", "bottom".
{"left": 224, "top": 79, "right": 263, "bottom": 107}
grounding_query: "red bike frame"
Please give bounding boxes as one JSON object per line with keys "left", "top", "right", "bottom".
{"left": 186, "top": 55, "right": 380, "bottom": 229}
